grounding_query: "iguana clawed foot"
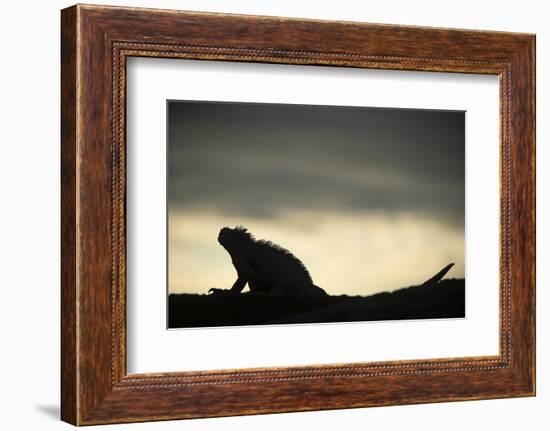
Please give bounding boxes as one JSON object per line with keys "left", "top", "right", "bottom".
{"left": 208, "top": 287, "right": 236, "bottom": 295}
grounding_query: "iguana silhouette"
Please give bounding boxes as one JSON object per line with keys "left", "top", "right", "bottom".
{"left": 209, "top": 226, "right": 328, "bottom": 296}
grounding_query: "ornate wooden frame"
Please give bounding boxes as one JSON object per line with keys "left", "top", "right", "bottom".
{"left": 61, "top": 4, "right": 535, "bottom": 425}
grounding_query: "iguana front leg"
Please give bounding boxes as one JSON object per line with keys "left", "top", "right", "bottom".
{"left": 209, "top": 255, "right": 253, "bottom": 294}
{"left": 229, "top": 276, "right": 247, "bottom": 293}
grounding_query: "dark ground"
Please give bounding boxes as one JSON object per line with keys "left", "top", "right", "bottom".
{"left": 168, "top": 278, "right": 465, "bottom": 328}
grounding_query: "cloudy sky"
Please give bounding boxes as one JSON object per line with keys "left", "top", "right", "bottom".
{"left": 168, "top": 100, "right": 465, "bottom": 296}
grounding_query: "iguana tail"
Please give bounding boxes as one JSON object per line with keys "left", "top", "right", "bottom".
{"left": 420, "top": 263, "right": 455, "bottom": 287}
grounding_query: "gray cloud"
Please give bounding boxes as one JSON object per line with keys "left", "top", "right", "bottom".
{"left": 168, "top": 101, "right": 464, "bottom": 227}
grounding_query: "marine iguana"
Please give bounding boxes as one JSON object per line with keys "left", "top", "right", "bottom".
{"left": 209, "top": 226, "right": 327, "bottom": 296}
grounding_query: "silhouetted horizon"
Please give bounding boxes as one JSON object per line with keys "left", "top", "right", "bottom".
{"left": 168, "top": 278, "right": 466, "bottom": 329}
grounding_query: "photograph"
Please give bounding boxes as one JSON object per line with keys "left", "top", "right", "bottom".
{"left": 167, "top": 100, "right": 466, "bottom": 328}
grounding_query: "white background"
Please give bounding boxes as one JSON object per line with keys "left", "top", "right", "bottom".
{"left": 0, "top": 0, "right": 547, "bottom": 430}
{"left": 127, "top": 59, "right": 499, "bottom": 373}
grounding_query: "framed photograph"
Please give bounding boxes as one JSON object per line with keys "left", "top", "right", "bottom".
{"left": 61, "top": 4, "right": 535, "bottom": 425}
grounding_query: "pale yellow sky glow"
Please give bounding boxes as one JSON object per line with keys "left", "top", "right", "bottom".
{"left": 168, "top": 209, "right": 464, "bottom": 296}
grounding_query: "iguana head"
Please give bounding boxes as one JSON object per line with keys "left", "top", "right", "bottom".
{"left": 218, "top": 226, "right": 255, "bottom": 250}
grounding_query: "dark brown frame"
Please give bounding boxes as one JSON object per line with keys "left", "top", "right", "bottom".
{"left": 61, "top": 4, "right": 535, "bottom": 426}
